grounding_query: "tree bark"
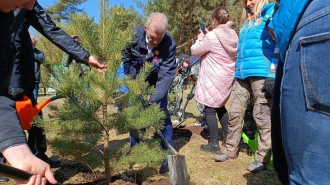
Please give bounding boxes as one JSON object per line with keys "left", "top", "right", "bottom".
{"left": 103, "top": 102, "right": 111, "bottom": 184}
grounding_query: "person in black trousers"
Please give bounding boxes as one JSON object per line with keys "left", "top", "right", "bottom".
{"left": 270, "top": 60, "right": 289, "bottom": 184}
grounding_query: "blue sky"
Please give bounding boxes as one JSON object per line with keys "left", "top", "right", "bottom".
{"left": 37, "top": 0, "right": 145, "bottom": 22}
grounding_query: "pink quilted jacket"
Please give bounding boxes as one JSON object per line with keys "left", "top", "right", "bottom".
{"left": 191, "top": 21, "right": 238, "bottom": 108}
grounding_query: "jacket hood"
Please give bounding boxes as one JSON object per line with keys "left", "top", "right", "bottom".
{"left": 213, "top": 21, "right": 238, "bottom": 54}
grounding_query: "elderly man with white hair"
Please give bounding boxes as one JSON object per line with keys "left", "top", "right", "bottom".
{"left": 122, "top": 12, "right": 176, "bottom": 174}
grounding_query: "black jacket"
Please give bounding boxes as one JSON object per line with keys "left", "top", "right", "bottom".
{"left": 122, "top": 26, "right": 176, "bottom": 103}
{"left": 0, "top": 10, "right": 27, "bottom": 151}
{"left": 10, "top": 20, "right": 35, "bottom": 102}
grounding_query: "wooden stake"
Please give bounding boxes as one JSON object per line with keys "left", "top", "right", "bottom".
{"left": 168, "top": 154, "right": 190, "bottom": 185}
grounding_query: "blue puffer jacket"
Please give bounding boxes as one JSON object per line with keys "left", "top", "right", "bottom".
{"left": 235, "top": 3, "right": 276, "bottom": 79}
{"left": 267, "top": 0, "right": 312, "bottom": 62}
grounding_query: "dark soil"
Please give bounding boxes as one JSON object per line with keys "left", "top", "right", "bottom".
{"left": 172, "top": 127, "right": 193, "bottom": 140}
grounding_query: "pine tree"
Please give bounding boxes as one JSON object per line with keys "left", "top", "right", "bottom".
{"left": 46, "top": 0, "right": 89, "bottom": 22}
{"left": 39, "top": 0, "right": 167, "bottom": 184}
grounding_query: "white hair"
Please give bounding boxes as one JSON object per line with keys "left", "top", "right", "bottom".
{"left": 145, "top": 12, "right": 168, "bottom": 33}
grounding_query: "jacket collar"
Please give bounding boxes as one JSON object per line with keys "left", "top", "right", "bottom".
{"left": 135, "top": 26, "right": 148, "bottom": 51}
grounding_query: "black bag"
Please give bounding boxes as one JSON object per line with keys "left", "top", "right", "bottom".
{"left": 262, "top": 78, "right": 275, "bottom": 99}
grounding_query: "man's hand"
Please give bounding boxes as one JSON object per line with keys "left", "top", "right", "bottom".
{"left": 88, "top": 55, "right": 108, "bottom": 73}
{"left": 3, "top": 144, "right": 57, "bottom": 185}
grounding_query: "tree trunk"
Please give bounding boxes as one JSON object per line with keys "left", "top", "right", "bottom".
{"left": 103, "top": 131, "right": 111, "bottom": 184}
{"left": 103, "top": 102, "right": 111, "bottom": 184}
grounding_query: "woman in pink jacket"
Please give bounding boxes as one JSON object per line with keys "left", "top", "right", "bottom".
{"left": 191, "top": 7, "right": 238, "bottom": 155}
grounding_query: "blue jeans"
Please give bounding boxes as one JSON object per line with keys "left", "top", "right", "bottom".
{"left": 281, "top": 1, "right": 330, "bottom": 184}
{"left": 130, "top": 92, "right": 173, "bottom": 150}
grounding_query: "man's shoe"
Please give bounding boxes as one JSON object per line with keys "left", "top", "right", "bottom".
{"left": 247, "top": 160, "right": 266, "bottom": 173}
{"left": 215, "top": 153, "right": 230, "bottom": 162}
{"left": 159, "top": 159, "right": 169, "bottom": 174}
{"left": 39, "top": 154, "right": 61, "bottom": 168}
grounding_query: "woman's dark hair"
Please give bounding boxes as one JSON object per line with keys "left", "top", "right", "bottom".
{"left": 211, "top": 7, "right": 229, "bottom": 25}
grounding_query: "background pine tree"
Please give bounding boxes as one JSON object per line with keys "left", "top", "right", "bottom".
{"left": 46, "top": 0, "right": 89, "bottom": 22}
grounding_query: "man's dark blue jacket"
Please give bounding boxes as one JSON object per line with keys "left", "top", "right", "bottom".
{"left": 122, "top": 26, "right": 176, "bottom": 103}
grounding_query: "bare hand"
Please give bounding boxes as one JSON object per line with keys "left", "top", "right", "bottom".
{"left": 3, "top": 144, "right": 57, "bottom": 185}
{"left": 88, "top": 55, "right": 108, "bottom": 73}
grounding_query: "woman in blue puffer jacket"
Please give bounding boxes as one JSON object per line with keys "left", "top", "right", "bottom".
{"left": 215, "top": 0, "right": 276, "bottom": 173}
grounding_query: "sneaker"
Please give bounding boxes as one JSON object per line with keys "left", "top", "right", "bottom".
{"left": 247, "top": 160, "right": 266, "bottom": 173}
{"left": 172, "top": 119, "right": 180, "bottom": 126}
{"left": 214, "top": 153, "right": 230, "bottom": 162}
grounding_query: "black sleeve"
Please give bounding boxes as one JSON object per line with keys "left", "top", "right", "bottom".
{"left": 0, "top": 96, "right": 27, "bottom": 151}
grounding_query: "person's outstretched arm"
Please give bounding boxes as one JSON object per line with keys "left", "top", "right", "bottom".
{"left": 24, "top": 1, "right": 107, "bottom": 72}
